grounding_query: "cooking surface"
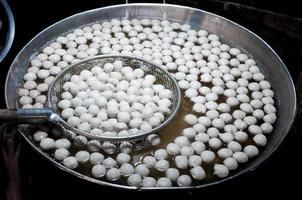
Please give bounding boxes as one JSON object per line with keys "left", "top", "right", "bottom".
{"left": 0, "top": 0, "right": 301, "bottom": 198}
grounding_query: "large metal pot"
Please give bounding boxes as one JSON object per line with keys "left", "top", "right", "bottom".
{"left": 4, "top": 3, "right": 296, "bottom": 189}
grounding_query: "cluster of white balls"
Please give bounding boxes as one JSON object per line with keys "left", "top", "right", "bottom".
{"left": 20, "top": 17, "right": 277, "bottom": 187}
{"left": 57, "top": 60, "right": 172, "bottom": 137}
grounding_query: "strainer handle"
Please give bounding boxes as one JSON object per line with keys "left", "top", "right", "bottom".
{"left": 0, "top": 108, "right": 55, "bottom": 124}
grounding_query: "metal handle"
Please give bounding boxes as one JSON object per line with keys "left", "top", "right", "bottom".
{"left": 0, "top": 108, "right": 54, "bottom": 124}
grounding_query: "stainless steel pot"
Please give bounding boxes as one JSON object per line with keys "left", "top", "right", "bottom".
{"left": 4, "top": 3, "right": 297, "bottom": 190}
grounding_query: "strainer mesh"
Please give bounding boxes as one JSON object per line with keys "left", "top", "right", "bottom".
{"left": 49, "top": 55, "right": 180, "bottom": 141}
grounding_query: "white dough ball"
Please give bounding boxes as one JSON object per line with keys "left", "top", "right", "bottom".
{"left": 54, "top": 148, "right": 70, "bottom": 161}
{"left": 243, "top": 145, "right": 259, "bottom": 158}
{"left": 91, "top": 164, "right": 106, "bottom": 178}
{"left": 188, "top": 155, "right": 203, "bottom": 167}
{"left": 191, "top": 141, "right": 206, "bottom": 154}
{"left": 143, "top": 156, "right": 157, "bottom": 168}
{"left": 154, "top": 149, "right": 169, "bottom": 160}
{"left": 233, "top": 131, "right": 248, "bottom": 143}
{"left": 127, "top": 174, "right": 142, "bottom": 187}
{"left": 102, "top": 157, "right": 117, "bottom": 169}
{"left": 90, "top": 152, "right": 104, "bottom": 165}
{"left": 40, "top": 138, "right": 55, "bottom": 150}
{"left": 253, "top": 134, "right": 267, "bottom": 146}
{"left": 75, "top": 151, "right": 90, "bottom": 164}
{"left": 180, "top": 146, "right": 194, "bottom": 157}
{"left": 33, "top": 131, "right": 48, "bottom": 142}
{"left": 260, "top": 123, "right": 273, "bottom": 134}
{"left": 201, "top": 150, "right": 215, "bottom": 163}
{"left": 177, "top": 175, "right": 192, "bottom": 186}
{"left": 157, "top": 177, "right": 172, "bottom": 187}
{"left": 165, "top": 168, "right": 180, "bottom": 182}
{"left": 106, "top": 168, "right": 121, "bottom": 181}
{"left": 195, "top": 132, "right": 210, "bottom": 143}
{"left": 135, "top": 164, "right": 150, "bottom": 177}
{"left": 214, "top": 164, "right": 229, "bottom": 178}
{"left": 54, "top": 138, "right": 71, "bottom": 149}
{"left": 116, "top": 153, "right": 131, "bottom": 164}
{"left": 155, "top": 160, "right": 170, "bottom": 171}
{"left": 174, "top": 136, "right": 190, "bottom": 147}
{"left": 190, "top": 166, "right": 206, "bottom": 180}
{"left": 209, "top": 138, "right": 222, "bottom": 149}
{"left": 248, "top": 125, "right": 262, "bottom": 135}
{"left": 175, "top": 155, "right": 189, "bottom": 169}
{"left": 166, "top": 142, "right": 181, "bottom": 155}
{"left": 217, "top": 148, "right": 233, "bottom": 159}
{"left": 233, "top": 152, "right": 248, "bottom": 163}
{"left": 182, "top": 128, "right": 197, "bottom": 139}
{"left": 223, "top": 157, "right": 238, "bottom": 170}
{"left": 63, "top": 156, "right": 78, "bottom": 169}
{"left": 120, "top": 163, "right": 135, "bottom": 177}
{"left": 219, "top": 133, "right": 234, "bottom": 143}
{"left": 227, "top": 141, "right": 242, "bottom": 152}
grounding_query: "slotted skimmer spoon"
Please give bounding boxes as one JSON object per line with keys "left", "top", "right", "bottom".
{"left": 0, "top": 55, "right": 181, "bottom": 142}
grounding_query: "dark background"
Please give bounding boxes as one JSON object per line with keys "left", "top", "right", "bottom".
{"left": 1, "top": 0, "right": 302, "bottom": 199}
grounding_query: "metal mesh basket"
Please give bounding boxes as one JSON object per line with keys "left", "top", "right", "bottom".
{"left": 47, "top": 55, "right": 181, "bottom": 142}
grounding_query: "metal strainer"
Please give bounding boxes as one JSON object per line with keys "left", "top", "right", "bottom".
{"left": 0, "top": 55, "right": 181, "bottom": 142}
